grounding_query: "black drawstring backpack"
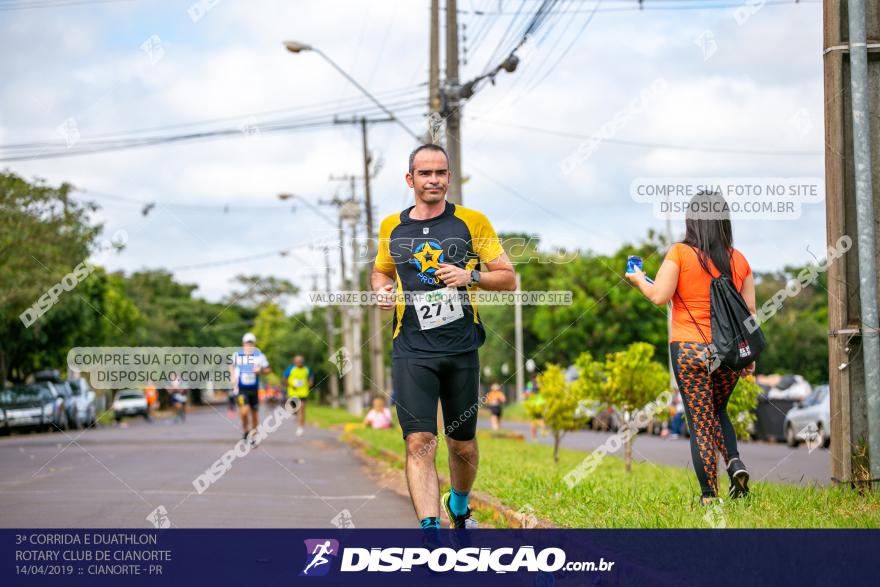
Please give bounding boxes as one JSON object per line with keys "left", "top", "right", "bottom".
{"left": 677, "top": 247, "right": 766, "bottom": 372}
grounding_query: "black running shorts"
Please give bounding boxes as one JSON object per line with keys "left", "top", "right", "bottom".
{"left": 392, "top": 350, "right": 480, "bottom": 441}
{"left": 237, "top": 389, "right": 259, "bottom": 408}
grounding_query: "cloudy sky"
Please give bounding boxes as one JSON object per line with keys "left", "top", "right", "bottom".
{"left": 1, "top": 0, "right": 827, "bottom": 309}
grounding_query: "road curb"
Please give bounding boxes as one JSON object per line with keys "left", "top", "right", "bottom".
{"left": 340, "top": 431, "right": 554, "bottom": 529}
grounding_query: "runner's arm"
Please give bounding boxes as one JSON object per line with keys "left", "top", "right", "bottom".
{"left": 627, "top": 259, "right": 679, "bottom": 305}
{"left": 436, "top": 253, "right": 516, "bottom": 290}
{"left": 740, "top": 273, "right": 757, "bottom": 314}
{"left": 371, "top": 267, "right": 397, "bottom": 310}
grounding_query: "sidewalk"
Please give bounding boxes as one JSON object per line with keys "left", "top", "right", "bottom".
{"left": 0, "top": 407, "right": 414, "bottom": 528}
{"left": 478, "top": 418, "right": 831, "bottom": 485}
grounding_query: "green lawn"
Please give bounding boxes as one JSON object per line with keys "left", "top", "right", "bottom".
{"left": 348, "top": 425, "right": 880, "bottom": 528}
{"left": 307, "top": 404, "right": 364, "bottom": 427}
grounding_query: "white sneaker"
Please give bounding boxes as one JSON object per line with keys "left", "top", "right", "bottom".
{"left": 295, "top": 426, "right": 304, "bottom": 437}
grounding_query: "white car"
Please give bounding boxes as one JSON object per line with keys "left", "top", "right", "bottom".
{"left": 784, "top": 384, "right": 830, "bottom": 448}
{"left": 112, "top": 389, "right": 149, "bottom": 421}
{"left": 68, "top": 379, "right": 97, "bottom": 428}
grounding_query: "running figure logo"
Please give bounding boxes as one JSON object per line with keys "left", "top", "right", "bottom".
{"left": 300, "top": 539, "right": 339, "bottom": 577}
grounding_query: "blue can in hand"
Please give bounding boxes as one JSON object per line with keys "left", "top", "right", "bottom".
{"left": 626, "top": 255, "right": 643, "bottom": 274}
{"left": 626, "top": 255, "right": 654, "bottom": 283}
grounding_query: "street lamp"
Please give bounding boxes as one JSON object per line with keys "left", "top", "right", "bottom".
{"left": 282, "top": 40, "right": 419, "bottom": 141}
{"left": 283, "top": 41, "right": 312, "bottom": 54}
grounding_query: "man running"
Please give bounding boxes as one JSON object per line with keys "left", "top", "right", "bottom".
{"left": 230, "top": 332, "right": 270, "bottom": 445}
{"left": 371, "top": 144, "right": 515, "bottom": 530}
{"left": 283, "top": 355, "right": 313, "bottom": 437}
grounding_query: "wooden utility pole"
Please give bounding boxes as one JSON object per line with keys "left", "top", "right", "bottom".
{"left": 823, "top": 0, "right": 879, "bottom": 486}
{"left": 514, "top": 273, "right": 525, "bottom": 401}
{"left": 321, "top": 246, "right": 340, "bottom": 408}
{"left": 322, "top": 182, "right": 364, "bottom": 415}
{"left": 445, "top": 0, "right": 463, "bottom": 203}
{"left": 360, "top": 117, "right": 386, "bottom": 398}
{"left": 429, "top": 0, "right": 441, "bottom": 117}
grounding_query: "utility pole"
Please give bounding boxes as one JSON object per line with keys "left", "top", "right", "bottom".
{"left": 823, "top": 0, "right": 879, "bottom": 487}
{"left": 321, "top": 186, "right": 364, "bottom": 415}
{"left": 429, "top": 0, "right": 441, "bottom": 117}
{"left": 514, "top": 273, "right": 525, "bottom": 401}
{"left": 445, "top": 0, "right": 463, "bottom": 203}
{"left": 361, "top": 118, "right": 385, "bottom": 398}
{"left": 665, "top": 195, "right": 676, "bottom": 391}
{"left": 347, "top": 208, "right": 365, "bottom": 416}
{"left": 333, "top": 117, "right": 390, "bottom": 398}
{"left": 322, "top": 246, "right": 340, "bottom": 408}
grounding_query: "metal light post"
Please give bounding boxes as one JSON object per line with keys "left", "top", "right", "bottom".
{"left": 282, "top": 41, "right": 419, "bottom": 141}
{"left": 278, "top": 192, "right": 340, "bottom": 407}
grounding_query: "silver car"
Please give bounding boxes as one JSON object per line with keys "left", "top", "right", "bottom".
{"left": 784, "top": 384, "right": 830, "bottom": 449}
{"left": 68, "top": 378, "right": 98, "bottom": 428}
{"left": 0, "top": 383, "right": 65, "bottom": 432}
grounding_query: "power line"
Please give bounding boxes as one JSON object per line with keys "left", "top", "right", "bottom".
{"left": 468, "top": 116, "right": 824, "bottom": 156}
{"left": 169, "top": 249, "right": 292, "bottom": 272}
{"left": 0, "top": 104, "right": 427, "bottom": 162}
{"left": 0, "top": 0, "right": 134, "bottom": 11}
{"left": 0, "top": 88, "right": 427, "bottom": 150}
{"left": 521, "top": 0, "right": 602, "bottom": 94}
{"left": 462, "top": 0, "right": 820, "bottom": 14}
{"left": 0, "top": 86, "right": 426, "bottom": 151}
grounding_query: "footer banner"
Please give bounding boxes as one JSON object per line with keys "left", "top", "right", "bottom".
{"left": 3, "top": 529, "right": 875, "bottom": 586}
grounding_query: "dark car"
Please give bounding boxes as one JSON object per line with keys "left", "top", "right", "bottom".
{"left": 33, "top": 370, "right": 80, "bottom": 429}
{"left": 0, "top": 383, "right": 66, "bottom": 432}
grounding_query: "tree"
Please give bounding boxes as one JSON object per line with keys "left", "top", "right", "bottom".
{"left": 531, "top": 238, "right": 668, "bottom": 366}
{"left": 0, "top": 172, "right": 101, "bottom": 384}
{"left": 227, "top": 274, "right": 298, "bottom": 308}
{"left": 571, "top": 350, "right": 605, "bottom": 407}
{"left": 753, "top": 263, "right": 829, "bottom": 384}
{"left": 538, "top": 363, "right": 592, "bottom": 463}
{"left": 603, "top": 342, "right": 669, "bottom": 472}
{"left": 728, "top": 375, "right": 762, "bottom": 440}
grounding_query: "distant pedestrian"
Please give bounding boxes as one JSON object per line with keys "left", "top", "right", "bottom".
{"left": 363, "top": 397, "right": 393, "bottom": 430}
{"left": 485, "top": 383, "right": 506, "bottom": 431}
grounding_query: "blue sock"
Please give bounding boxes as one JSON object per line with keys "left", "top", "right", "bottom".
{"left": 449, "top": 487, "right": 469, "bottom": 516}
{"left": 419, "top": 516, "right": 440, "bottom": 529}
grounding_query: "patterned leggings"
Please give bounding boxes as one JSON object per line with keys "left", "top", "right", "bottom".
{"left": 670, "top": 342, "right": 741, "bottom": 497}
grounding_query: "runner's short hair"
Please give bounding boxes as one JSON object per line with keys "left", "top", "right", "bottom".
{"left": 408, "top": 144, "right": 450, "bottom": 174}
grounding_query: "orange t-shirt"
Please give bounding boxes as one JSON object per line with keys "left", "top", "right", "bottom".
{"left": 665, "top": 243, "right": 751, "bottom": 343}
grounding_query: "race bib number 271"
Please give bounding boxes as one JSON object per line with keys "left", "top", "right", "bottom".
{"left": 413, "top": 287, "right": 464, "bottom": 330}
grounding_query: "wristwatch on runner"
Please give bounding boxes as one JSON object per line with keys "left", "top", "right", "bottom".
{"left": 470, "top": 270, "right": 481, "bottom": 285}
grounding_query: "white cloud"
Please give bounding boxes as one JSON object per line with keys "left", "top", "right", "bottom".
{"left": 1, "top": 0, "right": 829, "bottom": 305}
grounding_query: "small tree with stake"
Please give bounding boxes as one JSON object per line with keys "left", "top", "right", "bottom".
{"left": 603, "top": 342, "right": 670, "bottom": 472}
{"left": 538, "top": 359, "right": 599, "bottom": 463}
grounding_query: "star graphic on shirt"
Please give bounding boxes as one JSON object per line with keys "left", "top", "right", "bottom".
{"left": 412, "top": 242, "right": 443, "bottom": 274}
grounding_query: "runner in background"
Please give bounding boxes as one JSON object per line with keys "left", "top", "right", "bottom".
{"left": 230, "top": 333, "right": 270, "bottom": 445}
{"left": 485, "top": 383, "right": 506, "bottom": 431}
{"left": 524, "top": 376, "right": 545, "bottom": 442}
{"left": 144, "top": 385, "right": 158, "bottom": 418}
{"left": 283, "top": 355, "right": 312, "bottom": 437}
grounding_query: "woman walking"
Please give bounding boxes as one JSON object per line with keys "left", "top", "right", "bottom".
{"left": 626, "top": 190, "right": 757, "bottom": 505}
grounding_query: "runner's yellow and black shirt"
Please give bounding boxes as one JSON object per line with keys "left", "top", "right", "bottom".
{"left": 374, "top": 202, "right": 504, "bottom": 358}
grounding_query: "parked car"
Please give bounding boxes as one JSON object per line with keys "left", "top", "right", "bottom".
{"left": 112, "top": 389, "right": 149, "bottom": 421}
{"left": 68, "top": 378, "right": 97, "bottom": 428}
{"left": 0, "top": 383, "right": 66, "bottom": 432}
{"left": 784, "top": 384, "right": 830, "bottom": 448}
{"left": 33, "top": 370, "right": 80, "bottom": 429}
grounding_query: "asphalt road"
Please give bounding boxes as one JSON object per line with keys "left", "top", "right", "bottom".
{"left": 0, "top": 405, "right": 832, "bottom": 531}
{"left": 0, "top": 405, "right": 413, "bottom": 528}
{"left": 480, "top": 419, "right": 832, "bottom": 485}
